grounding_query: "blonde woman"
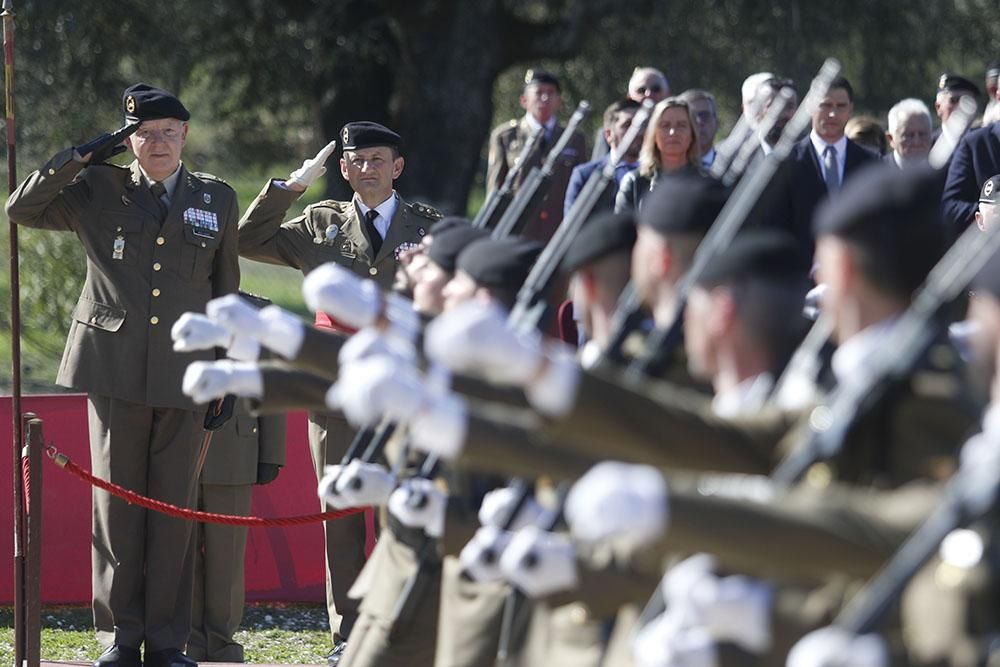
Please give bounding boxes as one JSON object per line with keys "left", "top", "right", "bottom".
{"left": 615, "top": 97, "right": 703, "bottom": 213}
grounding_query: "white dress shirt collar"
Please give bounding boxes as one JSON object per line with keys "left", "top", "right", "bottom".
{"left": 809, "top": 130, "right": 848, "bottom": 183}
{"left": 354, "top": 192, "right": 398, "bottom": 239}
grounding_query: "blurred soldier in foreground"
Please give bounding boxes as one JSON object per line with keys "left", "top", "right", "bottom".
{"left": 6, "top": 83, "right": 240, "bottom": 667}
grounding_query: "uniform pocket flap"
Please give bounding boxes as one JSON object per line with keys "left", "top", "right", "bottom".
{"left": 102, "top": 211, "right": 143, "bottom": 233}
{"left": 183, "top": 223, "right": 222, "bottom": 248}
{"left": 236, "top": 415, "right": 258, "bottom": 437}
{"left": 73, "top": 297, "right": 126, "bottom": 332}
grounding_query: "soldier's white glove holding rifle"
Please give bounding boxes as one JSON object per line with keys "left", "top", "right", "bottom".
{"left": 204, "top": 294, "right": 307, "bottom": 360}
{"left": 284, "top": 140, "right": 338, "bottom": 192}
{"left": 424, "top": 301, "right": 580, "bottom": 417}
{"left": 302, "top": 263, "right": 420, "bottom": 338}
{"left": 182, "top": 360, "right": 263, "bottom": 404}
{"left": 171, "top": 312, "right": 261, "bottom": 361}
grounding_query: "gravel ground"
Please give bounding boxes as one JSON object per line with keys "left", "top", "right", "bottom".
{"left": 0, "top": 603, "right": 333, "bottom": 664}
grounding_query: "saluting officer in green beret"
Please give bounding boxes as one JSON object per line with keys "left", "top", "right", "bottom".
{"left": 237, "top": 121, "right": 441, "bottom": 664}
{"left": 6, "top": 83, "right": 240, "bottom": 667}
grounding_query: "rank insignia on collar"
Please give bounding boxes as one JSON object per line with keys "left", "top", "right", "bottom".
{"left": 203, "top": 192, "right": 212, "bottom": 204}
{"left": 417, "top": 227, "right": 426, "bottom": 237}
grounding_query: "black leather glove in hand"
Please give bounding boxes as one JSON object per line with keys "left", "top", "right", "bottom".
{"left": 203, "top": 394, "right": 236, "bottom": 431}
{"left": 256, "top": 463, "right": 281, "bottom": 485}
{"left": 77, "top": 123, "right": 140, "bottom": 164}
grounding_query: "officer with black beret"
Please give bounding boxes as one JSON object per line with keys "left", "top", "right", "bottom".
{"left": 6, "top": 82, "right": 240, "bottom": 667}
{"left": 935, "top": 73, "right": 981, "bottom": 141}
{"left": 237, "top": 120, "right": 440, "bottom": 664}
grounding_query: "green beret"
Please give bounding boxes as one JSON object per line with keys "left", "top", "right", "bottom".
{"left": 562, "top": 211, "right": 636, "bottom": 274}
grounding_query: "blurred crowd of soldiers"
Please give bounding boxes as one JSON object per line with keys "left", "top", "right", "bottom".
{"left": 9, "top": 57, "right": 1000, "bottom": 667}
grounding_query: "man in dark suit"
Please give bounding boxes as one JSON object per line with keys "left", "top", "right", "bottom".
{"left": 942, "top": 120, "right": 1000, "bottom": 233}
{"left": 763, "top": 76, "right": 876, "bottom": 261}
{"left": 563, "top": 99, "right": 641, "bottom": 217}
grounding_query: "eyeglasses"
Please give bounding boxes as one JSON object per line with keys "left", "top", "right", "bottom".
{"left": 134, "top": 127, "right": 182, "bottom": 142}
{"left": 637, "top": 85, "right": 664, "bottom": 95}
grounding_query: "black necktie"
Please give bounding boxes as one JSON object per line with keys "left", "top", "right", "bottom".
{"left": 364, "top": 209, "right": 383, "bottom": 255}
{"left": 150, "top": 182, "right": 168, "bottom": 222}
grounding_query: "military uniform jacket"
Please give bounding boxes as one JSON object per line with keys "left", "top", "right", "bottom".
{"left": 487, "top": 117, "right": 586, "bottom": 242}
{"left": 5, "top": 150, "right": 240, "bottom": 409}
{"left": 238, "top": 180, "right": 438, "bottom": 290}
{"left": 201, "top": 398, "right": 287, "bottom": 486}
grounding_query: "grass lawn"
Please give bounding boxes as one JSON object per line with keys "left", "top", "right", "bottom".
{"left": 0, "top": 604, "right": 332, "bottom": 665}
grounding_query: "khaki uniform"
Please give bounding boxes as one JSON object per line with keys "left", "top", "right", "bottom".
{"left": 238, "top": 179, "right": 439, "bottom": 642}
{"left": 6, "top": 151, "right": 240, "bottom": 651}
{"left": 188, "top": 400, "right": 286, "bottom": 663}
{"left": 487, "top": 117, "right": 586, "bottom": 243}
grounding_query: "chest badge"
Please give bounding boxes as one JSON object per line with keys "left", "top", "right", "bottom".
{"left": 112, "top": 235, "right": 125, "bottom": 260}
{"left": 203, "top": 192, "right": 212, "bottom": 204}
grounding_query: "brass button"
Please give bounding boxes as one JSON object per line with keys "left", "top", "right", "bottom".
{"left": 201, "top": 242, "right": 207, "bottom": 248}
{"left": 153, "top": 262, "right": 161, "bottom": 271}
{"left": 151, "top": 288, "right": 161, "bottom": 297}
{"left": 252, "top": 427, "right": 258, "bottom": 433}
{"left": 368, "top": 267, "right": 378, "bottom": 276}
{"left": 116, "top": 226, "right": 123, "bottom": 232}
{"left": 156, "top": 236, "right": 165, "bottom": 246}
{"left": 149, "top": 316, "right": 159, "bottom": 325}
{"left": 48, "top": 168, "right": 56, "bottom": 175}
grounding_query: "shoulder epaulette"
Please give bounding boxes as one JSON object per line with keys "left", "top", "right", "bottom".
{"left": 309, "top": 199, "right": 352, "bottom": 212}
{"left": 192, "top": 171, "right": 234, "bottom": 191}
{"left": 408, "top": 201, "right": 444, "bottom": 221}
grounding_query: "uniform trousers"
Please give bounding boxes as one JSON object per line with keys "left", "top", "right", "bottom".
{"left": 88, "top": 394, "right": 201, "bottom": 652}
{"left": 308, "top": 411, "right": 370, "bottom": 642}
{"left": 188, "top": 483, "right": 253, "bottom": 662}
{"left": 434, "top": 556, "right": 509, "bottom": 667}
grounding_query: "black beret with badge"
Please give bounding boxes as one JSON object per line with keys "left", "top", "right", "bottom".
{"left": 341, "top": 121, "right": 402, "bottom": 152}
{"left": 524, "top": 68, "right": 561, "bottom": 92}
{"left": 457, "top": 237, "right": 543, "bottom": 291}
{"left": 980, "top": 174, "right": 1000, "bottom": 205}
{"left": 427, "top": 225, "right": 490, "bottom": 274}
{"left": 638, "top": 173, "right": 730, "bottom": 236}
{"left": 122, "top": 83, "right": 190, "bottom": 122}
{"left": 562, "top": 211, "right": 637, "bottom": 274}
{"left": 814, "top": 163, "right": 946, "bottom": 296}
{"left": 696, "top": 230, "right": 810, "bottom": 287}
{"left": 937, "top": 73, "right": 981, "bottom": 97}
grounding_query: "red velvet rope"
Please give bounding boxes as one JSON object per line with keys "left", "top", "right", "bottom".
{"left": 50, "top": 451, "right": 365, "bottom": 527}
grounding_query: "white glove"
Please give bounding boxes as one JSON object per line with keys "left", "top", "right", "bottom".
{"left": 499, "top": 526, "right": 578, "bottom": 598}
{"left": 695, "top": 574, "right": 772, "bottom": 653}
{"left": 425, "top": 301, "right": 544, "bottom": 385}
{"left": 786, "top": 627, "right": 888, "bottom": 667}
{"left": 326, "top": 356, "right": 428, "bottom": 426}
{"left": 285, "top": 139, "right": 338, "bottom": 190}
{"left": 317, "top": 460, "right": 396, "bottom": 509}
{"left": 182, "top": 360, "right": 263, "bottom": 403}
{"left": 206, "top": 296, "right": 306, "bottom": 360}
{"left": 388, "top": 477, "right": 447, "bottom": 538}
{"left": 478, "top": 486, "right": 546, "bottom": 531}
{"left": 566, "top": 462, "right": 669, "bottom": 546}
{"left": 339, "top": 326, "right": 416, "bottom": 368}
{"left": 302, "top": 263, "right": 381, "bottom": 327}
{"left": 460, "top": 525, "right": 512, "bottom": 583}
{"left": 633, "top": 619, "right": 717, "bottom": 667}
{"left": 803, "top": 283, "right": 827, "bottom": 321}
{"left": 172, "top": 312, "right": 232, "bottom": 352}
{"left": 408, "top": 392, "right": 468, "bottom": 460}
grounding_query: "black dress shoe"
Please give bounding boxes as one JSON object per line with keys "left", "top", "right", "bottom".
{"left": 326, "top": 641, "right": 348, "bottom": 667}
{"left": 143, "top": 648, "right": 198, "bottom": 667}
{"left": 93, "top": 645, "right": 142, "bottom": 667}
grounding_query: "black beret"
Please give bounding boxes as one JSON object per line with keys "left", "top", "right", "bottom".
{"left": 638, "top": 173, "right": 729, "bottom": 236}
{"left": 457, "top": 237, "right": 543, "bottom": 291}
{"left": 980, "top": 175, "right": 1000, "bottom": 205}
{"left": 814, "top": 163, "right": 946, "bottom": 295}
{"left": 341, "top": 121, "right": 402, "bottom": 152}
{"left": 696, "top": 230, "right": 809, "bottom": 287}
{"left": 430, "top": 216, "right": 472, "bottom": 237}
{"left": 562, "top": 211, "right": 636, "bottom": 274}
{"left": 123, "top": 83, "right": 190, "bottom": 122}
{"left": 937, "top": 73, "right": 980, "bottom": 97}
{"left": 524, "top": 68, "right": 561, "bottom": 92}
{"left": 426, "top": 225, "right": 490, "bottom": 274}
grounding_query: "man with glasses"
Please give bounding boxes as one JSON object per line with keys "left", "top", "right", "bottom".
{"left": 592, "top": 65, "right": 671, "bottom": 160}
{"left": 237, "top": 121, "right": 439, "bottom": 666}
{"left": 6, "top": 83, "right": 240, "bottom": 667}
{"left": 679, "top": 89, "right": 721, "bottom": 167}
